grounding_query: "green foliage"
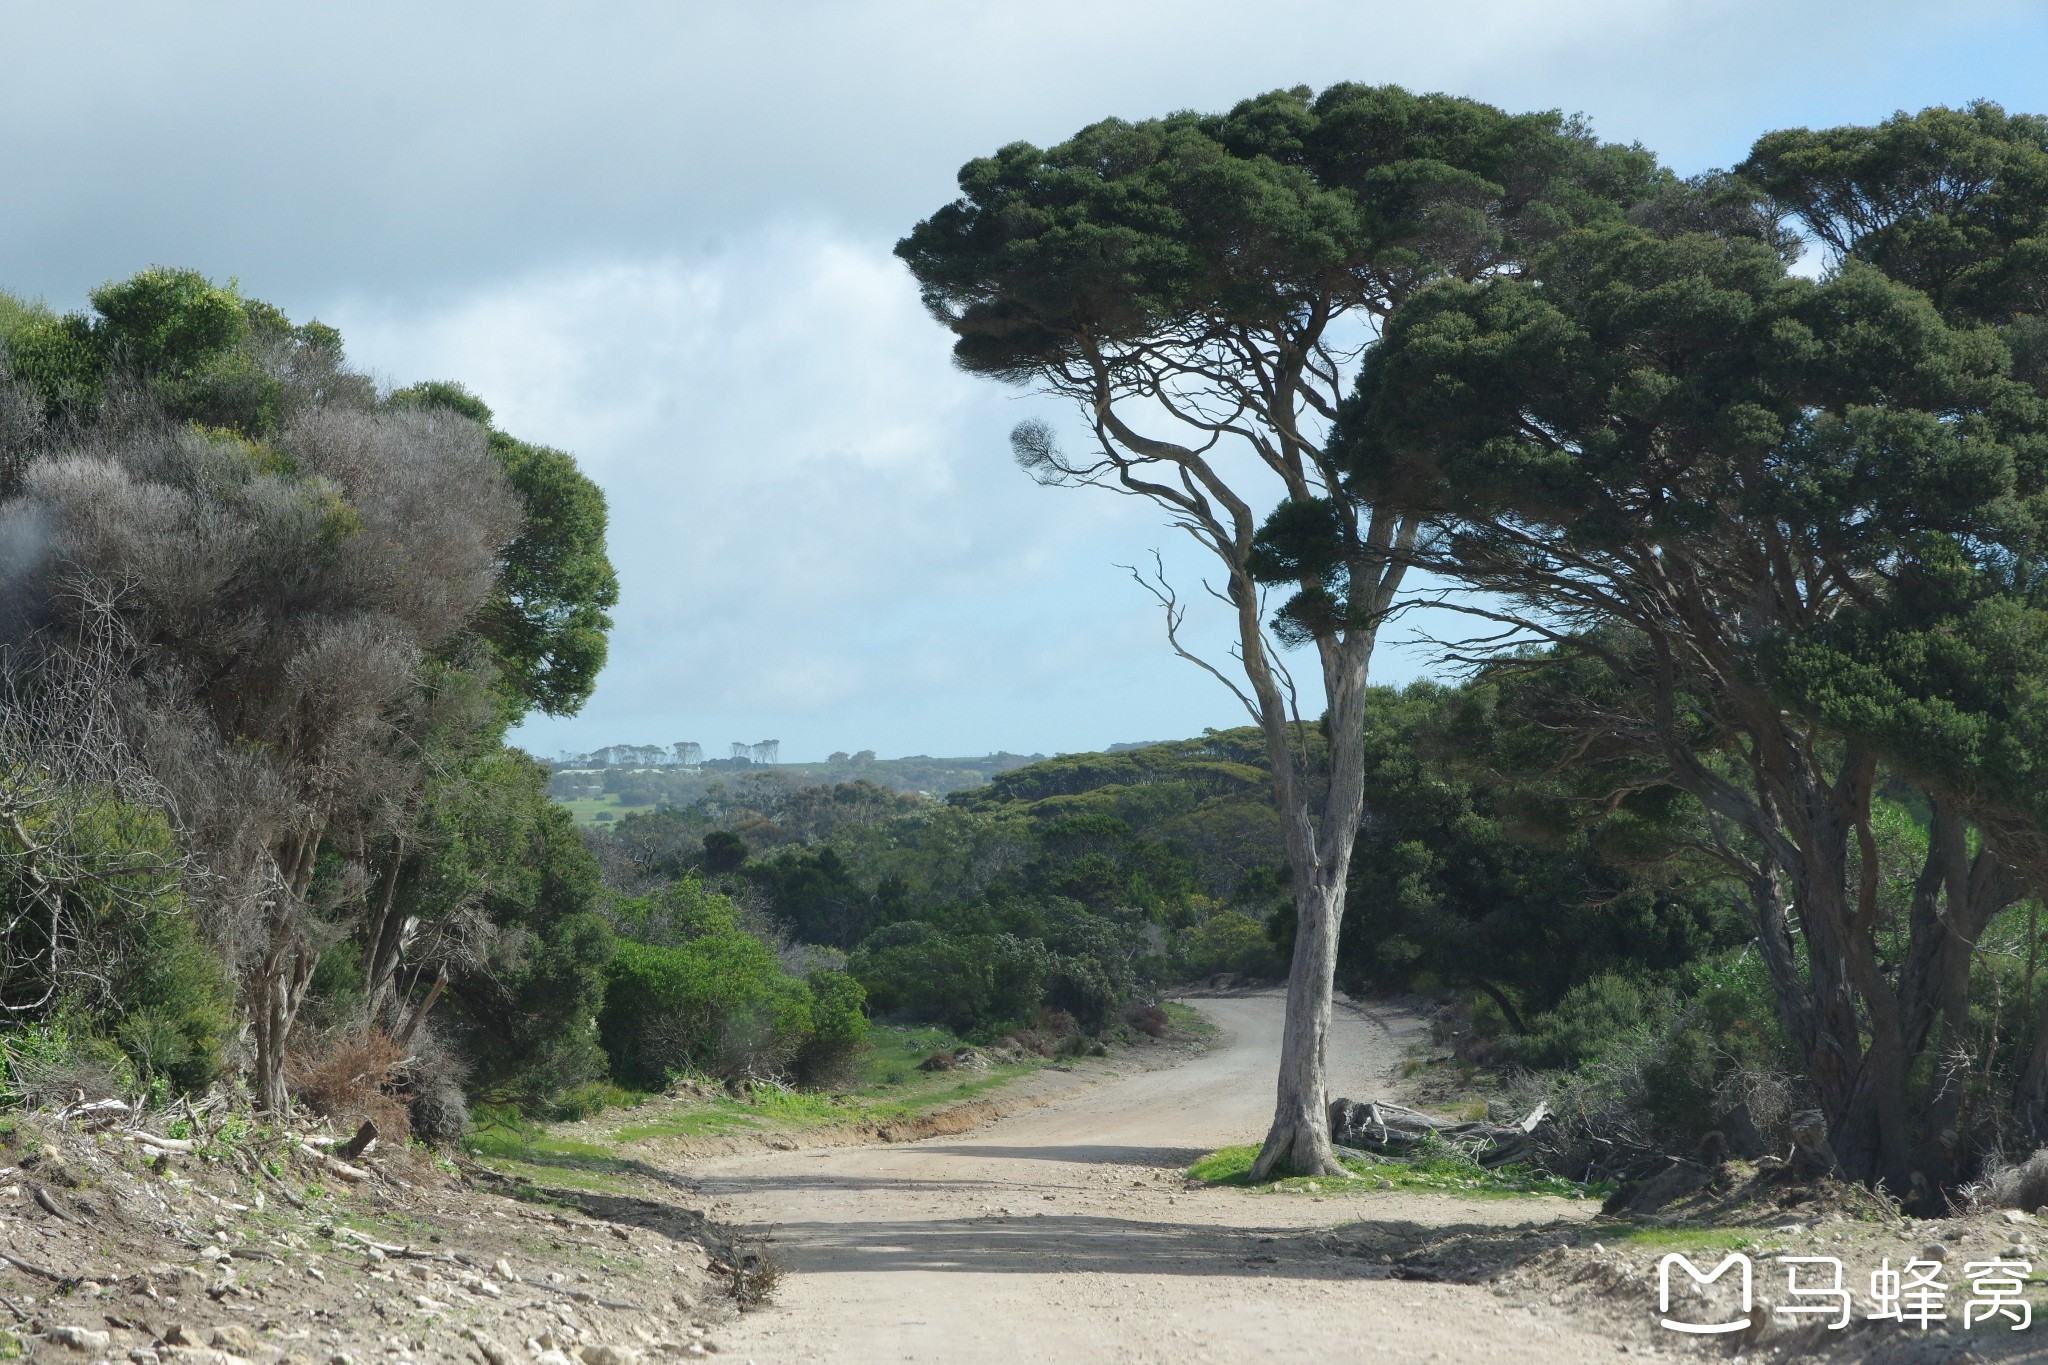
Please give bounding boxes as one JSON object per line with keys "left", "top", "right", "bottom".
{"left": 599, "top": 933, "right": 813, "bottom": 1088}
{"left": 797, "top": 969, "right": 869, "bottom": 1085}
{"left": 899, "top": 83, "right": 1660, "bottom": 382}
{"left": 430, "top": 750, "right": 616, "bottom": 1101}
{"left": 393, "top": 382, "right": 619, "bottom": 718}
{"left": 1270, "top": 684, "right": 1744, "bottom": 1021}
{"left": 1187, "top": 1141, "right": 1597, "bottom": 1198}
{"left": 1180, "top": 909, "right": 1280, "bottom": 977}
{"left": 849, "top": 926, "right": 1048, "bottom": 1039}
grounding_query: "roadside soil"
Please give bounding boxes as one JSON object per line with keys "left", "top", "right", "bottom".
{"left": 0, "top": 1113, "right": 747, "bottom": 1363}
{"left": 692, "top": 989, "right": 1620, "bottom": 1364}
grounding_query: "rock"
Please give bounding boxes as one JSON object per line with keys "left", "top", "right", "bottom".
{"left": 1922, "top": 1242, "right": 1950, "bottom": 1262}
{"left": 2003, "top": 1209, "right": 2035, "bottom": 1224}
{"left": 577, "top": 1347, "right": 642, "bottom": 1365}
{"left": 209, "top": 1326, "right": 256, "bottom": 1352}
{"left": 464, "top": 1329, "right": 518, "bottom": 1365}
{"left": 49, "top": 1325, "right": 113, "bottom": 1351}
{"left": 534, "top": 1352, "right": 576, "bottom": 1365}
{"left": 164, "top": 1325, "right": 197, "bottom": 1346}
{"left": 492, "top": 1258, "right": 513, "bottom": 1280}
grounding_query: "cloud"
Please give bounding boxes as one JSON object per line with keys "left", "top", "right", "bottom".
{"left": 329, "top": 227, "right": 1238, "bottom": 759}
{"left": 6, "top": 0, "right": 2046, "bottom": 757}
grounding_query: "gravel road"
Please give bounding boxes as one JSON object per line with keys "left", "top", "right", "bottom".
{"left": 694, "top": 990, "right": 1622, "bottom": 1364}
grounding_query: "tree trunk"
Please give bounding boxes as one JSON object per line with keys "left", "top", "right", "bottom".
{"left": 1251, "top": 876, "right": 1346, "bottom": 1178}
{"left": 1247, "top": 592, "right": 1381, "bottom": 1181}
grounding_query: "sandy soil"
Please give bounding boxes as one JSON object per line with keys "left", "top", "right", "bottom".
{"left": 696, "top": 990, "right": 1616, "bottom": 1364}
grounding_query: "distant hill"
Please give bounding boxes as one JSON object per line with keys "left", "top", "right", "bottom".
{"left": 543, "top": 749, "right": 1047, "bottom": 824}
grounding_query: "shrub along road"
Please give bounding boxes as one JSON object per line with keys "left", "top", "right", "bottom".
{"left": 691, "top": 991, "right": 1617, "bottom": 1363}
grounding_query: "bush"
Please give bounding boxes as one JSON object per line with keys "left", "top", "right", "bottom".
{"left": 850, "top": 930, "right": 1049, "bottom": 1037}
{"left": 795, "top": 969, "right": 867, "bottom": 1086}
{"left": 1516, "top": 974, "right": 1670, "bottom": 1071}
{"left": 402, "top": 1024, "right": 472, "bottom": 1144}
{"left": 1124, "top": 1002, "right": 1169, "bottom": 1038}
{"left": 287, "top": 1029, "right": 413, "bottom": 1144}
{"left": 599, "top": 934, "right": 814, "bottom": 1087}
{"left": 1, "top": 1021, "right": 133, "bottom": 1107}
{"left": 1181, "top": 909, "right": 1278, "bottom": 979}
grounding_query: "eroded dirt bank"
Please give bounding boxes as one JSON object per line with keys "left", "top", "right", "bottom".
{"left": 693, "top": 991, "right": 1615, "bottom": 1364}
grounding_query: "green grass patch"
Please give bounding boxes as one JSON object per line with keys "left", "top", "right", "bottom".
{"left": 1163, "top": 1002, "right": 1217, "bottom": 1038}
{"left": 559, "top": 796, "right": 658, "bottom": 827}
{"left": 1188, "top": 1142, "right": 1604, "bottom": 1199}
{"left": 471, "top": 1021, "right": 1053, "bottom": 1172}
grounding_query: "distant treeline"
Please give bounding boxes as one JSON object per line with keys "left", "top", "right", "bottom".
{"left": 550, "top": 750, "right": 1048, "bottom": 806}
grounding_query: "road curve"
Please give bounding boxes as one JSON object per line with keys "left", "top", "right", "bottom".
{"left": 693, "top": 991, "right": 1613, "bottom": 1364}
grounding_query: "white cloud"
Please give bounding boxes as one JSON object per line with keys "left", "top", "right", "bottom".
{"left": 330, "top": 227, "right": 1244, "bottom": 759}
{"left": 8, "top": 0, "right": 2046, "bottom": 758}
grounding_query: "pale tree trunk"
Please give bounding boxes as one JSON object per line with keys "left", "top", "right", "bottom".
{"left": 252, "top": 826, "right": 324, "bottom": 1114}
{"left": 1247, "top": 534, "right": 1396, "bottom": 1181}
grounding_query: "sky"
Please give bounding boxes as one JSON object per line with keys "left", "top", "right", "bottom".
{"left": 4, "top": 0, "right": 2046, "bottom": 762}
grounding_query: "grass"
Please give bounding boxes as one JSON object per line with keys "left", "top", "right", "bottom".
{"left": 466, "top": 1021, "right": 1053, "bottom": 1178}
{"left": 1163, "top": 1001, "right": 1218, "bottom": 1040}
{"left": 1188, "top": 1141, "right": 1607, "bottom": 1199}
{"left": 559, "top": 795, "right": 657, "bottom": 827}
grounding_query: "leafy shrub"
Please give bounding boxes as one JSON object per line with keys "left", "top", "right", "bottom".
{"left": 1181, "top": 908, "right": 1279, "bottom": 979}
{"left": 599, "top": 935, "right": 814, "bottom": 1087}
{"left": 850, "top": 930, "right": 1049, "bottom": 1037}
{"left": 795, "top": 969, "right": 868, "bottom": 1086}
{"left": 1516, "top": 974, "right": 1670, "bottom": 1071}
{"left": 1, "top": 1021, "right": 133, "bottom": 1107}
{"left": 1123, "top": 1002, "right": 1169, "bottom": 1037}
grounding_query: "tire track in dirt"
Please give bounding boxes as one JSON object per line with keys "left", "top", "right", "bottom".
{"left": 685, "top": 990, "right": 1618, "bottom": 1364}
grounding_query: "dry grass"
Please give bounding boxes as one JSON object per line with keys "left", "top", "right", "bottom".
{"left": 286, "top": 1028, "right": 412, "bottom": 1144}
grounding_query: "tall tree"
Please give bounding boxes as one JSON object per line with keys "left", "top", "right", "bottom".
{"left": 1344, "top": 209, "right": 2048, "bottom": 1188}
{"left": 0, "top": 271, "right": 620, "bottom": 1111}
{"left": 899, "top": 83, "right": 1661, "bottom": 1174}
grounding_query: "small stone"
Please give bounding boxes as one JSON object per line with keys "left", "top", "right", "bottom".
{"left": 534, "top": 1352, "right": 576, "bottom": 1365}
{"left": 48, "top": 1325, "right": 113, "bottom": 1351}
{"left": 2003, "top": 1209, "right": 2036, "bottom": 1224}
{"left": 328, "top": 1355, "right": 355, "bottom": 1365}
{"left": 1921, "top": 1242, "right": 1950, "bottom": 1262}
{"left": 210, "top": 1324, "right": 257, "bottom": 1351}
{"left": 578, "top": 1347, "right": 642, "bottom": 1365}
{"left": 493, "top": 1258, "right": 514, "bottom": 1280}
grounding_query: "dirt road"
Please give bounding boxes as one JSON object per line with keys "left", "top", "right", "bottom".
{"left": 694, "top": 992, "right": 1619, "bottom": 1363}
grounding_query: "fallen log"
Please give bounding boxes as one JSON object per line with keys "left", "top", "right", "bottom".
{"left": 295, "top": 1142, "right": 370, "bottom": 1183}
{"left": 1327, "top": 1097, "right": 1552, "bottom": 1168}
{"left": 118, "top": 1131, "right": 197, "bottom": 1154}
